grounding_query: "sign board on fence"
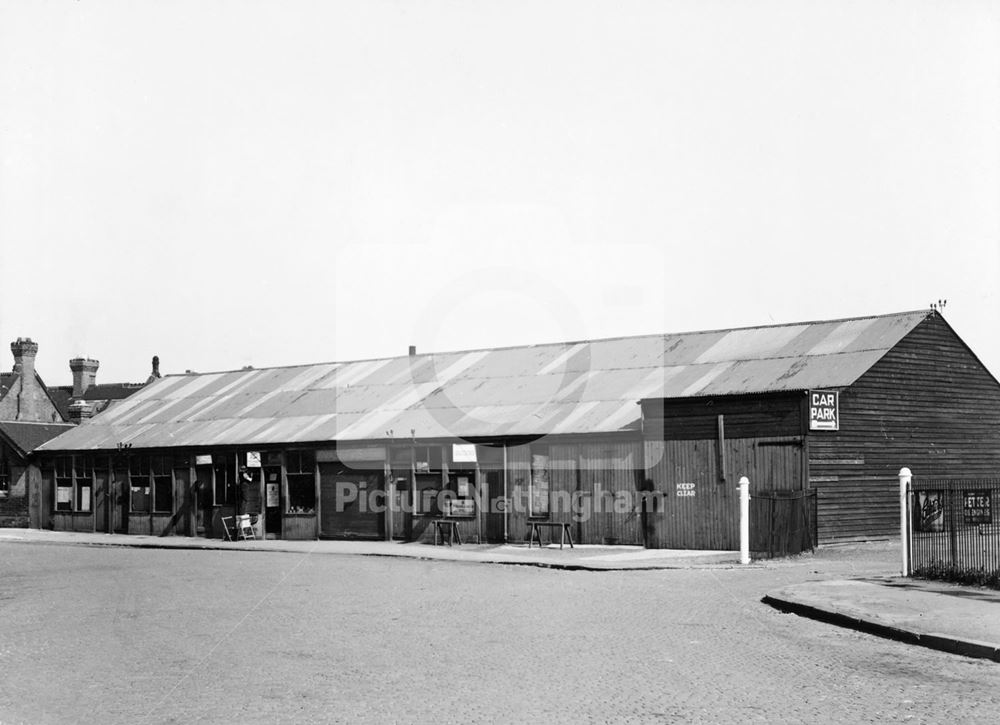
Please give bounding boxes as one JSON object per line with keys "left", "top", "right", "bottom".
{"left": 809, "top": 390, "right": 839, "bottom": 431}
{"left": 676, "top": 482, "right": 695, "bottom": 498}
{"left": 917, "top": 491, "right": 944, "bottom": 532}
{"left": 963, "top": 491, "right": 992, "bottom": 525}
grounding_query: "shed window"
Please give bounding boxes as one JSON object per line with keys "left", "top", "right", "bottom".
{"left": 52, "top": 456, "right": 93, "bottom": 512}
{"left": 151, "top": 455, "right": 173, "bottom": 512}
{"left": 130, "top": 456, "right": 150, "bottom": 513}
{"left": 55, "top": 457, "right": 74, "bottom": 511}
{"left": 74, "top": 457, "right": 93, "bottom": 512}
{"left": 0, "top": 455, "right": 10, "bottom": 498}
{"left": 286, "top": 450, "right": 315, "bottom": 513}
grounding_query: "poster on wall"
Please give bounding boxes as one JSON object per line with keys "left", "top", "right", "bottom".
{"left": 530, "top": 454, "right": 550, "bottom": 517}
{"left": 246, "top": 451, "right": 261, "bottom": 468}
{"left": 809, "top": 390, "right": 839, "bottom": 431}
{"left": 266, "top": 482, "right": 279, "bottom": 508}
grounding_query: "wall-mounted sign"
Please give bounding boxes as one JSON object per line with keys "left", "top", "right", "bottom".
{"left": 195, "top": 454, "right": 212, "bottom": 465}
{"left": 676, "top": 482, "right": 696, "bottom": 498}
{"left": 446, "top": 499, "right": 475, "bottom": 517}
{"left": 246, "top": 451, "right": 261, "bottom": 468}
{"left": 964, "top": 491, "right": 992, "bottom": 525}
{"left": 452, "top": 444, "right": 477, "bottom": 463}
{"left": 809, "top": 390, "right": 840, "bottom": 431}
{"left": 456, "top": 476, "right": 470, "bottom": 497}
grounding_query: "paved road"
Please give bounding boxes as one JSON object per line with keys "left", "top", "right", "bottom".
{"left": 0, "top": 542, "right": 998, "bottom": 724}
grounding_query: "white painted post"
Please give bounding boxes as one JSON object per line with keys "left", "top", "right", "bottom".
{"left": 899, "top": 467, "right": 912, "bottom": 576}
{"left": 739, "top": 476, "right": 750, "bottom": 565}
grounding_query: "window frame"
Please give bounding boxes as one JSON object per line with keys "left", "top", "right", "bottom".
{"left": 52, "top": 455, "right": 94, "bottom": 513}
{"left": 0, "top": 453, "right": 11, "bottom": 499}
{"left": 129, "top": 455, "right": 151, "bottom": 513}
{"left": 285, "top": 449, "right": 316, "bottom": 513}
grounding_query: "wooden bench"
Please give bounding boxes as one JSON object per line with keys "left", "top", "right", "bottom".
{"left": 432, "top": 519, "right": 462, "bottom": 546}
{"left": 527, "top": 521, "right": 574, "bottom": 549}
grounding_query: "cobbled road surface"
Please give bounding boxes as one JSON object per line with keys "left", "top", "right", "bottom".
{"left": 1, "top": 541, "right": 998, "bottom": 724}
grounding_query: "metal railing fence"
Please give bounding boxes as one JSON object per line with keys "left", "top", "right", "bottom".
{"left": 907, "top": 477, "right": 1000, "bottom": 577}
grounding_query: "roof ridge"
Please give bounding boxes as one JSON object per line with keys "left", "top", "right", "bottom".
{"left": 160, "top": 309, "right": 931, "bottom": 378}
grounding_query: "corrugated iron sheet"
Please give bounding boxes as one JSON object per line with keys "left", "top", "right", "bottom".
{"left": 37, "top": 310, "right": 931, "bottom": 451}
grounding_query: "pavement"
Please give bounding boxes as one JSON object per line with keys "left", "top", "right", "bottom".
{"left": 0, "top": 527, "right": 741, "bottom": 570}
{"left": 3, "top": 528, "right": 1000, "bottom": 664}
{"left": 763, "top": 576, "right": 1000, "bottom": 663}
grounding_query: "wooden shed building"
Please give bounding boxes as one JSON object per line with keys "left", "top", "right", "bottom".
{"left": 33, "top": 310, "right": 1000, "bottom": 549}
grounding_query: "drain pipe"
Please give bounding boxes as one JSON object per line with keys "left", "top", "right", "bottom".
{"left": 502, "top": 442, "right": 509, "bottom": 543}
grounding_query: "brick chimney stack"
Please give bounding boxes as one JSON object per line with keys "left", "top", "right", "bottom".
{"left": 68, "top": 399, "right": 94, "bottom": 424}
{"left": 8, "top": 338, "right": 41, "bottom": 420}
{"left": 69, "top": 357, "right": 100, "bottom": 398}
{"left": 10, "top": 338, "right": 38, "bottom": 379}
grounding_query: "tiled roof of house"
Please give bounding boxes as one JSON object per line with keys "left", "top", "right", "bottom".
{"left": 0, "top": 421, "right": 76, "bottom": 458}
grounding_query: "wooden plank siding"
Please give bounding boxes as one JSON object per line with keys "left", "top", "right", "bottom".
{"left": 578, "top": 441, "right": 644, "bottom": 546}
{"left": 506, "top": 443, "right": 532, "bottom": 542}
{"left": 642, "top": 394, "right": 807, "bottom": 549}
{"left": 810, "top": 314, "right": 1000, "bottom": 542}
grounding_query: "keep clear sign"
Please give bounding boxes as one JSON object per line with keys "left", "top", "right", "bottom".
{"left": 809, "top": 390, "right": 839, "bottom": 431}
{"left": 676, "top": 482, "right": 696, "bottom": 498}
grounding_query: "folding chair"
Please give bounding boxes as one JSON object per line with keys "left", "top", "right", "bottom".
{"left": 235, "top": 514, "right": 256, "bottom": 540}
{"left": 221, "top": 516, "right": 235, "bottom": 541}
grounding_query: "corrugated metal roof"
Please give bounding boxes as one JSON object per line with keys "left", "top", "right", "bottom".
{"left": 37, "top": 310, "right": 932, "bottom": 451}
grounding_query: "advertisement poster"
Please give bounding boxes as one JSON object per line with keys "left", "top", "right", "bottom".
{"left": 917, "top": 491, "right": 944, "bottom": 532}
{"left": 964, "top": 491, "right": 992, "bottom": 525}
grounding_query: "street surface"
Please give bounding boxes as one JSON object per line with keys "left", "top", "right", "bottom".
{"left": 0, "top": 541, "right": 998, "bottom": 724}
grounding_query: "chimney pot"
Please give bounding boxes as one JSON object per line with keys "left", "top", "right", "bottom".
{"left": 147, "top": 355, "right": 161, "bottom": 383}
{"left": 10, "top": 338, "right": 39, "bottom": 374}
{"left": 408, "top": 345, "right": 417, "bottom": 357}
{"left": 69, "top": 357, "right": 100, "bottom": 398}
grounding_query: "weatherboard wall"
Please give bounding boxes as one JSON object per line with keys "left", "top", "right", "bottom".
{"left": 809, "top": 314, "right": 1000, "bottom": 542}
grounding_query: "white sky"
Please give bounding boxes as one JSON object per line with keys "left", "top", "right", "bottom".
{"left": 1, "top": 1, "right": 998, "bottom": 385}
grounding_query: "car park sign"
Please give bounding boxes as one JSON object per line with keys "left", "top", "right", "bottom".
{"left": 809, "top": 390, "right": 839, "bottom": 431}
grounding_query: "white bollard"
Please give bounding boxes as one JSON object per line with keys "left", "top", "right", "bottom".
{"left": 739, "top": 476, "right": 750, "bottom": 565}
{"left": 899, "top": 467, "right": 912, "bottom": 576}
